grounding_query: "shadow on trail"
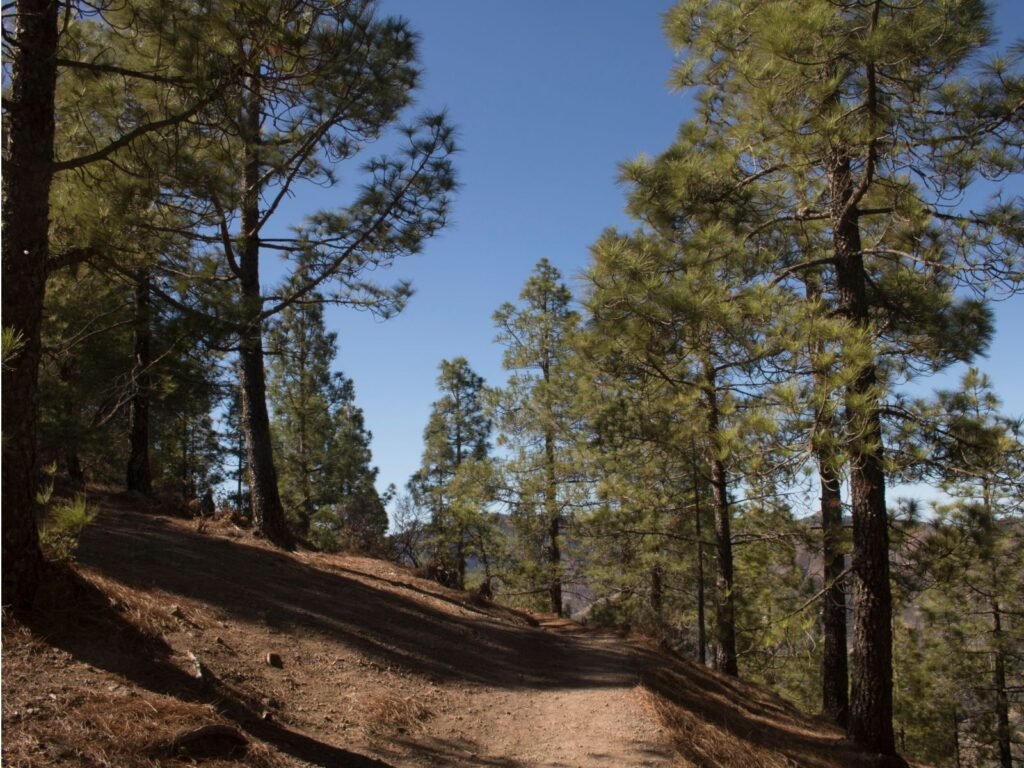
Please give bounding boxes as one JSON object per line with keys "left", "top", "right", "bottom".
{"left": 75, "top": 504, "right": 650, "bottom": 692}
{"left": 71, "top": 499, "right": 885, "bottom": 768}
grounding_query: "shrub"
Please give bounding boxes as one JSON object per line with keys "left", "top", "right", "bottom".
{"left": 40, "top": 495, "right": 95, "bottom": 562}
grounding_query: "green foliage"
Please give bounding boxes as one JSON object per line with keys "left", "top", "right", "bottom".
{"left": 1, "top": 327, "right": 25, "bottom": 369}
{"left": 409, "top": 358, "right": 494, "bottom": 585}
{"left": 493, "top": 259, "right": 585, "bottom": 613}
{"left": 39, "top": 495, "right": 96, "bottom": 562}
{"left": 892, "top": 370, "right": 1024, "bottom": 766}
{"left": 266, "top": 279, "right": 385, "bottom": 550}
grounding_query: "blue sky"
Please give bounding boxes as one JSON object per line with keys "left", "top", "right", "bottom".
{"left": 286, "top": 1, "right": 1024, "bottom": 509}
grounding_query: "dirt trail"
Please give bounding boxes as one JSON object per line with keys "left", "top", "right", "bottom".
{"left": 60, "top": 498, "right": 676, "bottom": 767}
{"left": 5, "top": 494, "right": 877, "bottom": 768}
{"left": 388, "top": 623, "right": 674, "bottom": 767}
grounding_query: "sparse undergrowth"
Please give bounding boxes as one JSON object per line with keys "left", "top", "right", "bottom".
{"left": 38, "top": 494, "right": 95, "bottom": 562}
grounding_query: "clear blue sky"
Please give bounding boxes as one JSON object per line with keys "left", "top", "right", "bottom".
{"left": 289, "top": 1, "right": 1024, "bottom": 512}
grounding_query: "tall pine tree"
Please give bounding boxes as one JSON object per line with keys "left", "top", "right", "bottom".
{"left": 494, "top": 260, "right": 583, "bottom": 616}
{"left": 410, "top": 357, "right": 492, "bottom": 589}
{"left": 265, "top": 282, "right": 383, "bottom": 550}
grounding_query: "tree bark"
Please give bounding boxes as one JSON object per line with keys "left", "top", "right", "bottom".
{"left": 992, "top": 599, "right": 1012, "bottom": 768}
{"left": 692, "top": 441, "right": 707, "bottom": 666}
{"left": 238, "top": 73, "right": 293, "bottom": 549}
{"left": 57, "top": 359, "right": 86, "bottom": 488}
{"left": 804, "top": 273, "right": 850, "bottom": 725}
{"left": 830, "top": 145, "right": 897, "bottom": 756}
{"left": 126, "top": 272, "right": 153, "bottom": 495}
{"left": 546, "top": 427, "right": 563, "bottom": 616}
{"left": 703, "top": 361, "right": 737, "bottom": 677}
{"left": 820, "top": 457, "right": 849, "bottom": 726}
{"left": 541, "top": 333, "right": 563, "bottom": 617}
{"left": 1, "top": 0, "right": 59, "bottom": 614}
{"left": 239, "top": 325, "right": 293, "bottom": 547}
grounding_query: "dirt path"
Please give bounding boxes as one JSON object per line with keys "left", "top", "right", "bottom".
{"left": 382, "top": 625, "right": 675, "bottom": 767}
{"left": 54, "top": 498, "right": 677, "bottom": 767}
{"left": 6, "top": 494, "right": 883, "bottom": 768}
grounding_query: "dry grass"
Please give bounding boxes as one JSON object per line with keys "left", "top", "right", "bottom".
{"left": 2, "top": 564, "right": 279, "bottom": 768}
{"left": 640, "top": 659, "right": 877, "bottom": 768}
{"left": 357, "top": 691, "right": 433, "bottom": 734}
{"left": 647, "top": 691, "right": 802, "bottom": 768}
{"left": 3, "top": 690, "right": 283, "bottom": 768}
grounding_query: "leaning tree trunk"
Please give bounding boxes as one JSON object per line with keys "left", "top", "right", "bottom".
{"left": 237, "top": 74, "right": 293, "bottom": 549}
{"left": 830, "top": 145, "right": 897, "bottom": 757}
{"left": 126, "top": 272, "right": 153, "bottom": 495}
{"left": 1, "top": 0, "right": 59, "bottom": 614}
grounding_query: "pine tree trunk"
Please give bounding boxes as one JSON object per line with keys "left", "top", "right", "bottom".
{"left": 650, "top": 563, "right": 663, "bottom": 618}
{"left": 547, "top": 510, "right": 562, "bottom": 615}
{"left": 126, "top": 272, "right": 153, "bottom": 495}
{"left": 541, "top": 337, "right": 563, "bottom": 617}
{"left": 239, "top": 331, "right": 293, "bottom": 547}
{"left": 58, "top": 360, "right": 86, "bottom": 489}
{"left": 1, "top": 0, "right": 59, "bottom": 614}
{"left": 239, "top": 73, "right": 293, "bottom": 549}
{"left": 992, "top": 599, "right": 1012, "bottom": 768}
{"left": 546, "top": 428, "right": 562, "bottom": 616}
{"left": 820, "top": 458, "right": 849, "bottom": 726}
{"left": 805, "top": 273, "right": 850, "bottom": 725}
{"left": 703, "top": 362, "right": 737, "bottom": 677}
{"left": 692, "top": 445, "right": 707, "bottom": 666}
{"left": 830, "top": 146, "right": 897, "bottom": 757}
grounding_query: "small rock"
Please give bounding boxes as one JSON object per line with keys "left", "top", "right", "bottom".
{"left": 187, "top": 651, "right": 205, "bottom": 681}
{"left": 265, "top": 652, "right": 283, "bottom": 668}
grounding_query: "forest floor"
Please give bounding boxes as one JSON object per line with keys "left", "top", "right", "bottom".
{"left": 3, "top": 490, "right": 898, "bottom": 767}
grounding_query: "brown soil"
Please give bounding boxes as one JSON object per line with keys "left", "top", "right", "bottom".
{"left": 3, "top": 491, "right": 892, "bottom": 767}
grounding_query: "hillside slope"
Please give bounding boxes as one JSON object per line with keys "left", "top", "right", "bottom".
{"left": 3, "top": 492, "right": 892, "bottom": 767}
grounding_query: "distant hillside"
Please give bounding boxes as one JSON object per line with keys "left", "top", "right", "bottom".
{"left": 2, "top": 490, "right": 908, "bottom": 767}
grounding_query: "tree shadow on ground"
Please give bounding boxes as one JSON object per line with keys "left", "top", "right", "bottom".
{"left": 21, "top": 563, "right": 394, "bottom": 768}
{"left": 75, "top": 504, "right": 647, "bottom": 692}
{"left": 70, "top": 498, "right": 893, "bottom": 768}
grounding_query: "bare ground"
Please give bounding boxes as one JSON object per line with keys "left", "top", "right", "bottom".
{"left": 2, "top": 491, "right": 894, "bottom": 767}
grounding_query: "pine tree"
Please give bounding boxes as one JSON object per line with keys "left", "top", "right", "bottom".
{"left": 493, "top": 259, "right": 582, "bottom": 616}
{"left": 647, "top": 1, "right": 1022, "bottom": 752}
{"left": 2, "top": 0, "right": 238, "bottom": 608}
{"left": 584, "top": 227, "right": 790, "bottom": 675}
{"left": 265, "top": 283, "right": 383, "bottom": 550}
{"left": 155, "top": 0, "right": 456, "bottom": 548}
{"left": 3, "top": 0, "right": 62, "bottom": 611}
{"left": 899, "top": 370, "right": 1023, "bottom": 766}
{"left": 410, "top": 358, "right": 492, "bottom": 589}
